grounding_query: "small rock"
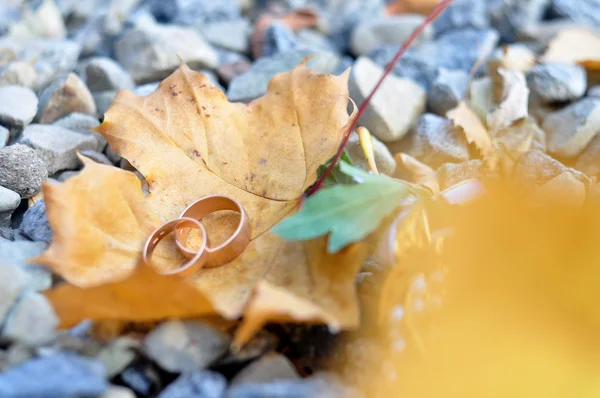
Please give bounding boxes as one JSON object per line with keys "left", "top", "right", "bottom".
{"left": 12, "top": 39, "right": 82, "bottom": 91}
{"left": 73, "top": 13, "right": 113, "bottom": 58}
{"left": 20, "top": 124, "right": 98, "bottom": 174}
{"left": 433, "top": 0, "right": 489, "bottom": 34}
{"left": 437, "top": 160, "right": 488, "bottom": 190}
{"left": 78, "top": 57, "right": 135, "bottom": 92}
{"left": 19, "top": 199, "right": 52, "bottom": 244}
{"left": 349, "top": 57, "right": 425, "bottom": 142}
{"left": 53, "top": 112, "right": 106, "bottom": 152}
{"left": 346, "top": 132, "right": 396, "bottom": 175}
{"left": 370, "top": 28, "right": 499, "bottom": 91}
{"left": 551, "top": 0, "right": 600, "bottom": 27}
{"left": 517, "top": 18, "right": 590, "bottom": 44}
{"left": 0, "top": 239, "right": 50, "bottom": 291}
{"left": 93, "top": 90, "right": 118, "bottom": 118}
{"left": 227, "top": 50, "right": 341, "bottom": 102}
{"left": 10, "top": 0, "right": 66, "bottom": 40}
{"left": 543, "top": 97, "right": 600, "bottom": 158}
{"left": 589, "top": 86, "right": 600, "bottom": 98}
{"left": 296, "top": 29, "right": 338, "bottom": 54}
{"left": 0, "top": 186, "right": 20, "bottom": 228}
{"left": 2, "top": 291, "right": 58, "bottom": 345}
{"left": 158, "top": 371, "right": 227, "bottom": 398}
{"left": 101, "top": 386, "right": 137, "bottom": 398}
{"left": 0, "top": 353, "right": 107, "bottom": 398}
{"left": 115, "top": 23, "right": 219, "bottom": 83}
{"left": 144, "top": 320, "right": 231, "bottom": 373}
{"left": 0, "top": 62, "right": 37, "bottom": 89}
{"left": 217, "top": 60, "right": 252, "bottom": 87}
{"left": 0, "top": 126, "right": 8, "bottom": 148}
{"left": 37, "top": 72, "right": 97, "bottom": 124}
{"left": 134, "top": 82, "right": 160, "bottom": 96}
{"left": 427, "top": 69, "right": 469, "bottom": 116}
{"left": 526, "top": 63, "right": 587, "bottom": 104}
{"left": 0, "top": 85, "right": 38, "bottom": 129}
{"left": 119, "top": 362, "right": 162, "bottom": 396}
{"left": 391, "top": 114, "right": 469, "bottom": 169}
{"left": 0, "top": 263, "right": 26, "bottom": 325}
{"left": 513, "top": 149, "right": 591, "bottom": 190}
{"left": 148, "top": 0, "right": 241, "bottom": 26}
{"left": 55, "top": 170, "right": 79, "bottom": 182}
{"left": 488, "top": 0, "right": 551, "bottom": 42}
{"left": 79, "top": 150, "right": 113, "bottom": 166}
{"left": 0, "top": 144, "right": 48, "bottom": 198}
{"left": 351, "top": 15, "right": 432, "bottom": 57}
{"left": 231, "top": 353, "right": 300, "bottom": 386}
{"left": 261, "top": 22, "right": 303, "bottom": 58}
{"left": 202, "top": 19, "right": 251, "bottom": 54}
{"left": 97, "top": 337, "right": 139, "bottom": 378}
{"left": 104, "top": 145, "right": 121, "bottom": 164}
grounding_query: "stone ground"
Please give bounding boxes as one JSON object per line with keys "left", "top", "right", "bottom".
{"left": 0, "top": 0, "right": 599, "bottom": 397}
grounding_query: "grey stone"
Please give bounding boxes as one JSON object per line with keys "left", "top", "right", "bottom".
{"left": 0, "top": 240, "right": 51, "bottom": 292}
{"left": 10, "top": 39, "right": 81, "bottom": 91}
{"left": 19, "top": 199, "right": 52, "bottom": 244}
{"left": 517, "top": 18, "right": 596, "bottom": 44}
{"left": 527, "top": 63, "right": 587, "bottom": 104}
{"left": 225, "top": 373, "right": 360, "bottom": 398}
{"left": 134, "top": 82, "right": 159, "bottom": 96}
{"left": 79, "top": 150, "right": 113, "bottom": 166}
{"left": 0, "top": 263, "right": 26, "bottom": 326}
{"left": 514, "top": 149, "right": 591, "bottom": 190}
{"left": 144, "top": 319, "right": 230, "bottom": 373}
{"left": 20, "top": 124, "right": 98, "bottom": 174}
{"left": 227, "top": 50, "right": 341, "bottom": 102}
{"left": 231, "top": 353, "right": 300, "bottom": 386}
{"left": 488, "top": 0, "right": 551, "bottom": 42}
{"left": 433, "top": 0, "right": 489, "bottom": 35}
{"left": 96, "top": 337, "right": 139, "bottom": 378}
{"left": 551, "top": 0, "right": 600, "bottom": 27}
{"left": 93, "top": 90, "right": 118, "bottom": 118}
{"left": 104, "top": 145, "right": 121, "bottom": 164}
{"left": 349, "top": 57, "right": 425, "bottom": 142}
{"left": 158, "top": 371, "right": 227, "bottom": 398}
{"left": 54, "top": 170, "right": 79, "bottom": 182}
{"left": 37, "top": 72, "right": 97, "bottom": 124}
{"left": 261, "top": 22, "right": 302, "bottom": 58}
{"left": 203, "top": 19, "right": 251, "bottom": 54}
{"left": 115, "top": 23, "right": 219, "bottom": 84}
{"left": 370, "top": 28, "right": 499, "bottom": 91}
{"left": 346, "top": 132, "right": 396, "bottom": 176}
{"left": 575, "top": 134, "right": 600, "bottom": 177}
{"left": 104, "top": 0, "right": 143, "bottom": 35}
{"left": 0, "top": 85, "right": 38, "bottom": 129}
{"left": 10, "top": 0, "right": 66, "bottom": 40}
{"left": 296, "top": 29, "right": 338, "bottom": 54}
{"left": 119, "top": 363, "right": 161, "bottom": 396}
{"left": 590, "top": 86, "right": 600, "bottom": 98}
{"left": 351, "top": 15, "right": 432, "bottom": 57}
{"left": 0, "top": 186, "right": 20, "bottom": 228}
{"left": 0, "top": 144, "right": 48, "bottom": 198}
{"left": 0, "top": 126, "right": 8, "bottom": 148}
{"left": 0, "top": 62, "right": 37, "bottom": 89}
{"left": 543, "top": 97, "right": 600, "bottom": 158}
{"left": 148, "top": 0, "right": 241, "bottom": 26}
{"left": 2, "top": 291, "right": 58, "bottom": 345}
{"left": 101, "top": 386, "right": 137, "bottom": 398}
{"left": 79, "top": 57, "right": 135, "bottom": 92}
{"left": 427, "top": 69, "right": 469, "bottom": 116}
{"left": 436, "top": 160, "right": 487, "bottom": 190}
{"left": 392, "top": 114, "right": 469, "bottom": 169}
{"left": 53, "top": 112, "right": 106, "bottom": 152}
{"left": 73, "top": 13, "right": 113, "bottom": 58}
{"left": 0, "top": 353, "right": 107, "bottom": 398}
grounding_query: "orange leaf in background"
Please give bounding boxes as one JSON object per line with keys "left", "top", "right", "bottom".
{"left": 542, "top": 28, "right": 600, "bottom": 69}
{"left": 40, "top": 63, "right": 370, "bottom": 338}
{"left": 387, "top": 0, "right": 442, "bottom": 15}
{"left": 447, "top": 101, "right": 499, "bottom": 170}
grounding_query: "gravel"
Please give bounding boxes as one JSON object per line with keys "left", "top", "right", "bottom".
{"left": 37, "top": 73, "right": 97, "bottom": 124}
{"left": 0, "top": 86, "right": 38, "bottom": 129}
{"left": 527, "top": 63, "right": 587, "bottom": 104}
{"left": 0, "top": 144, "right": 48, "bottom": 198}
{"left": 0, "top": 186, "right": 20, "bottom": 228}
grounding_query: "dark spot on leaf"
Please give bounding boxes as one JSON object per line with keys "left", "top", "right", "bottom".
{"left": 172, "top": 92, "right": 178, "bottom": 97}
{"left": 259, "top": 158, "right": 267, "bottom": 165}
{"left": 192, "top": 149, "right": 200, "bottom": 157}
{"left": 205, "top": 114, "right": 211, "bottom": 118}
{"left": 187, "top": 97, "right": 195, "bottom": 103}
{"left": 202, "top": 106, "right": 206, "bottom": 110}
{"left": 223, "top": 162, "right": 228, "bottom": 165}
{"left": 262, "top": 190, "right": 267, "bottom": 196}
{"left": 250, "top": 173, "right": 256, "bottom": 181}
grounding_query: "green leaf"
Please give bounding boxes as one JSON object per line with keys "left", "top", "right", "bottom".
{"left": 316, "top": 151, "right": 356, "bottom": 186}
{"left": 274, "top": 164, "right": 412, "bottom": 253}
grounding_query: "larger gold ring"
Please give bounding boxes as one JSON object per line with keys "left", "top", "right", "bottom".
{"left": 175, "top": 195, "right": 252, "bottom": 268}
{"left": 143, "top": 217, "right": 209, "bottom": 277}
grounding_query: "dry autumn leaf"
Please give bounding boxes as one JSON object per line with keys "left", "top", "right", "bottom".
{"left": 41, "top": 62, "right": 371, "bottom": 341}
{"left": 394, "top": 153, "right": 440, "bottom": 195}
{"left": 542, "top": 27, "right": 600, "bottom": 69}
{"left": 447, "top": 101, "right": 499, "bottom": 170}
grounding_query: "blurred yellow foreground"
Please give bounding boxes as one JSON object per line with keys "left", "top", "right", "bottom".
{"left": 372, "top": 183, "right": 600, "bottom": 397}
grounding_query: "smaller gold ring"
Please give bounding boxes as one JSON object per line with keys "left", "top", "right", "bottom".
{"left": 143, "top": 217, "right": 209, "bottom": 277}
{"left": 175, "top": 195, "right": 252, "bottom": 268}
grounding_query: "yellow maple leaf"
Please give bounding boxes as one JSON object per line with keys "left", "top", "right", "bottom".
{"left": 39, "top": 62, "right": 372, "bottom": 343}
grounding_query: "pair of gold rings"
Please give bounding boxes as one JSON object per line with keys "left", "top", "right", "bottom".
{"left": 142, "top": 195, "right": 251, "bottom": 277}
